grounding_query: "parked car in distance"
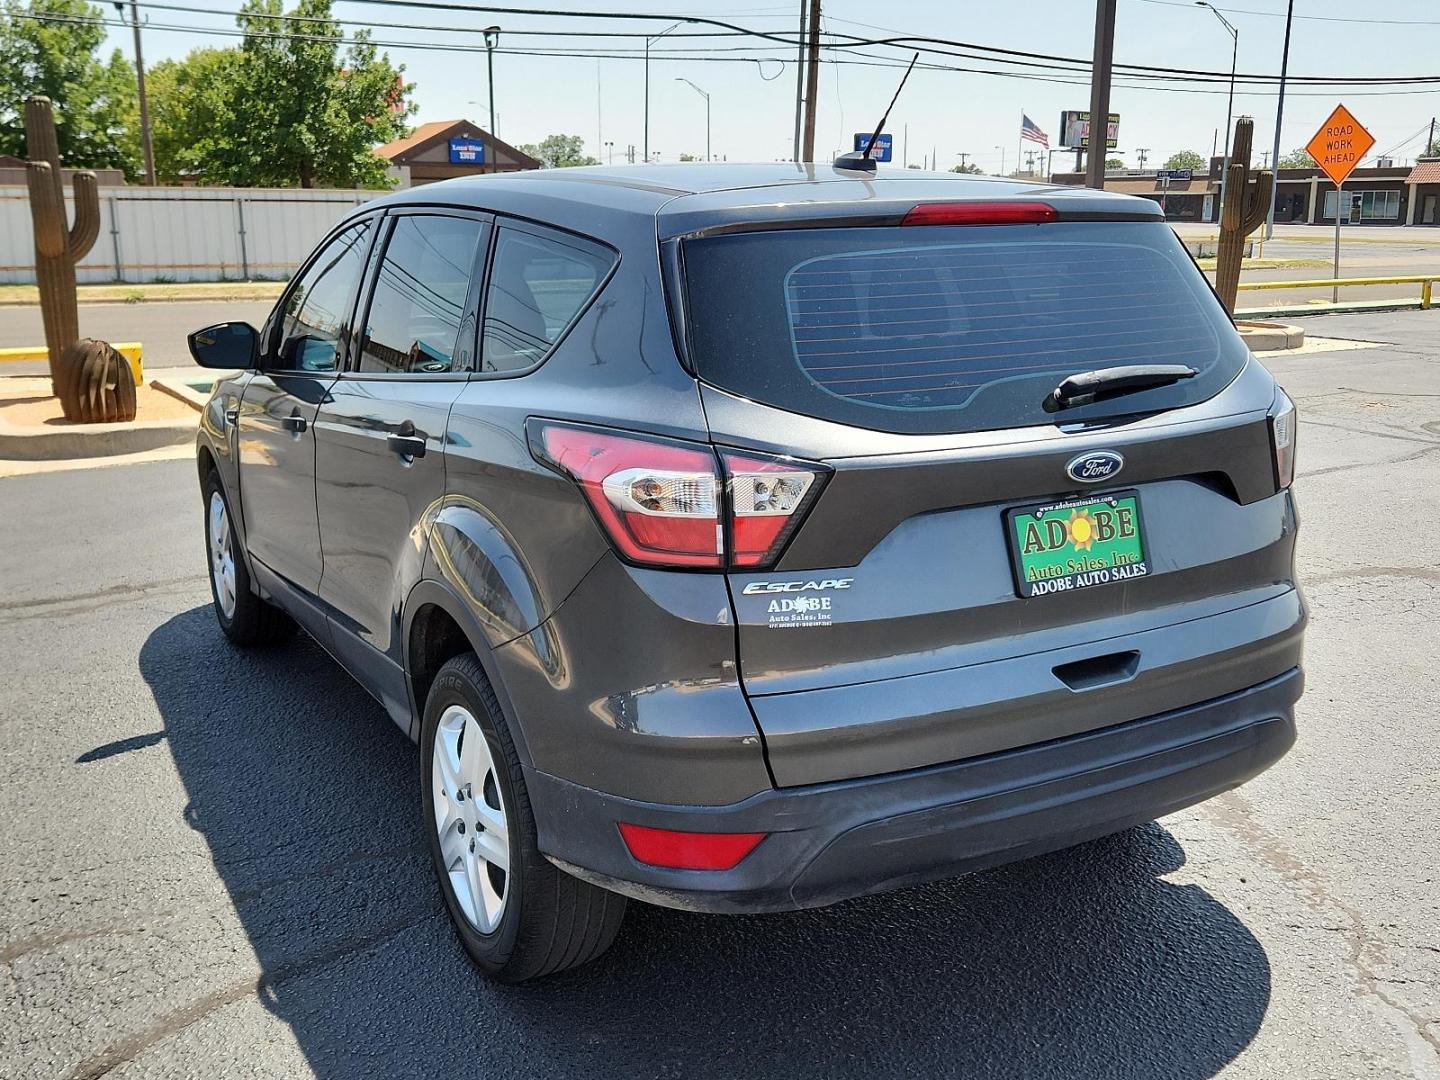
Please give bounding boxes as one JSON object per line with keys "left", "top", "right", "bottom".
{"left": 190, "top": 162, "right": 1303, "bottom": 982}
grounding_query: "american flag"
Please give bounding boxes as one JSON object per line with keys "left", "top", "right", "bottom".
{"left": 1021, "top": 115, "right": 1050, "bottom": 150}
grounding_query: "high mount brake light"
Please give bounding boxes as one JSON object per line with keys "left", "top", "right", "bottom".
{"left": 528, "top": 420, "right": 828, "bottom": 571}
{"left": 901, "top": 202, "right": 1057, "bottom": 226}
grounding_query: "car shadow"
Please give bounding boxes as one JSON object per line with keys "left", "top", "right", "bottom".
{"left": 136, "top": 606, "right": 1271, "bottom": 1079}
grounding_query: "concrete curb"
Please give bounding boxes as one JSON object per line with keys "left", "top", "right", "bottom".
{"left": 1236, "top": 320, "right": 1306, "bottom": 352}
{"left": 0, "top": 377, "right": 202, "bottom": 461}
{"left": 0, "top": 414, "right": 196, "bottom": 461}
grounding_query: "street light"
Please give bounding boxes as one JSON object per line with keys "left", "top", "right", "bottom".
{"left": 1196, "top": 2, "right": 1238, "bottom": 221}
{"left": 675, "top": 77, "right": 711, "bottom": 162}
{"left": 483, "top": 26, "right": 500, "bottom": 174}
{"left": 643, "top": 23, "right": 681, "bottom": 164}
{"left": 605, "top": 140, "right": 614, "bottom": 166}
{"left": 994, "top": 145, "right": 1006, "bottom": 176}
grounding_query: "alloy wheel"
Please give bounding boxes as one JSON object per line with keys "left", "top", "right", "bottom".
{"left": 431, "top": 704, "right": 510, "bottom": 933}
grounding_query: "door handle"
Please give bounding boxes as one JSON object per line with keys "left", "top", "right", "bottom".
{"left": 387, "top": 434, "right": 427, "bottom": 459}
{"left": 281, "top": 413, "right": 308, "bottom": 433}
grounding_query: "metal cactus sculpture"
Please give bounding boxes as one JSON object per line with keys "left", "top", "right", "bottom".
{"left": 24, "top": 95, "right": 135, "bottom": 422}
{"left": 1214, "top": 115, "right": 1275, "bottom": 315}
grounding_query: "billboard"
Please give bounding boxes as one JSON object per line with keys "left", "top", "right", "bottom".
{"left": 853, "top": 132, "right": 893, "bottom": 162}
{"left": 1059, "top": 111, "right": 1119, "bottom": 150}
{"left": 449, "top": 138, "right": 486, "bottom": 165}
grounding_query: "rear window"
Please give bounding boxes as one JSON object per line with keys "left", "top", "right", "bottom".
{"left": 681, "top": 221, "right": 1247, "bottom": 434}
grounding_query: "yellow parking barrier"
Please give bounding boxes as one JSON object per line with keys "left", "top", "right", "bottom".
{"left": 0, "top": 342, "right": 143, "bottom": 385}
{"left": 1236, "top": 275, "right": 1436, "bottom": 310}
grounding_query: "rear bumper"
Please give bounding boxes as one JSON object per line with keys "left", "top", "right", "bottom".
{"left": 528, "top": 666, "right": 1301, "bottom": 913}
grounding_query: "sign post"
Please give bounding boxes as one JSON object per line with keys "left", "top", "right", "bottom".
{"left": 1305, "top": 104, "right": 1375, "bottom": 302}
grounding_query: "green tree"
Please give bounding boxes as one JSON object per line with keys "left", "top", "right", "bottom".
{"left": 1278, "top": 148, "right": 1317, "bottom": 169}
{"left": 1105, "top": 156, "right": 1125, "bottom": 171}
{"left": 146, "top": 48, "right": 243, "bottom": 182}
{"left": 1163, "top": 150, "right": 1205, "bottom": 171}
{"left": 148, "top": 0, "right": 413, "bottom": 188}
{"left": 0, "top": 0, "right": 139, "bottom": 175}
{"left": 518, "top": 133, "right": 599, "bottom": 168}
{"left": 949, "top": 162, "right": 982, "bottom": 174}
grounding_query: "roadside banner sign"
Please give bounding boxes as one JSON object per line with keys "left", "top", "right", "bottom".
{"left": 1305, "top": 104, "right": 1376, "bottom": 300}
{"left": 1305, "top": 104, "right": 1374, "bottom": 187}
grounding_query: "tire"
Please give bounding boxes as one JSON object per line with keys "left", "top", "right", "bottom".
{"left": 421, "top": 652, "right": 627, "bottom": 982}
{"left": 203, "top": 470, "right": 294, "bottom": 647}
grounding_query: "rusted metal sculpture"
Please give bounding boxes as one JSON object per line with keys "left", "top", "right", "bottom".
{"left": 60, "top": 339, "right": 137, "bottom": 424}
{"left": 1214, "top": 116, "right": 1275, "bottom": 315}
{"left": 24, "top": 95, "right": 135, "bottom": 422}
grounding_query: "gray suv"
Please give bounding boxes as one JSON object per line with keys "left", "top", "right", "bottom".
{"left": 190, "top": 163, "right": 1304, "bottom": 982}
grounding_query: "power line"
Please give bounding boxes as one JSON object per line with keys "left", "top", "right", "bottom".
{"left": 1130, "top": 0, "right": 1440, "bottom": 27}
{"left": 12, "top": 7, "right": 1440, "bottom": 98}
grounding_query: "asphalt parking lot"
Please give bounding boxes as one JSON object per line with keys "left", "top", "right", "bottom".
{"left": 1, "top": 311, "right": 1437, "bottom": 1079}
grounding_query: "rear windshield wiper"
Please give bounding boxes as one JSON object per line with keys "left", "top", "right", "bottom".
{"left": 1043, "top": 364, "right": 1198, "bottom": 413}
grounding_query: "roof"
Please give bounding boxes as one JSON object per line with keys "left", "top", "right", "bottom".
{"left": 375, "top": 120, "right": 456, "bottom": 161}
{"left": 365, "top": 162, "right": 1164, "bottom": 246}
{"left": 375, "top": 119, "right": 541, "bottom": 170}
{"left": 1406, "top": 158, "right": 1440, "bottom": 185}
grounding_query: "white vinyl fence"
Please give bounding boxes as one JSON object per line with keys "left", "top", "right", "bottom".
{"left": 0, "top": 185, "right": 383, "bottom": 285}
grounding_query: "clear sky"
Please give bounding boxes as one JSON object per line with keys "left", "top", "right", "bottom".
{"left": 104, "top": 0, "right": 1440, "bottom": 173}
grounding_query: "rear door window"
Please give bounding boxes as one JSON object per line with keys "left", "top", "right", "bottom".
{"left": 681, "top": 220, "right": 1247, "bottom": 434}
{"left": 480, "top": 223, "right": 614, "bottom": 374}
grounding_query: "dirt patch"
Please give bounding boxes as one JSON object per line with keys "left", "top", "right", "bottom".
{"left": 0, "top": 383, "right": 199, "bottom": 428}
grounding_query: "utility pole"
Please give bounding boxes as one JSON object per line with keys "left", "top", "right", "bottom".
{"left": 117, "top": 0, "right": 155, "bottom": 184}
{"left": 791, "top": 0, "right": 807, "bottom": 162}
{"left": 800, "top": 0, "right": 821, "bottom": 162}
{"left": 1136, "top": 147, "right": 1149, "bottom": 171}
{"left": 956, "top": 152, "right": 969, "bottom": 170}
{"left": 1429, "top": 116, "right": 1437, "bottom": 155}
{"left": 1263, "top": 0, "right": 1294, "bottom": 238}
{"left": 1084, "top": 0, "right": 1117, "bottom": 190}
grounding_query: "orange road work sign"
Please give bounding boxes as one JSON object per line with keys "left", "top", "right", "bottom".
{"left": 1306, "top": 104, "right": 1375, "bottom": 187}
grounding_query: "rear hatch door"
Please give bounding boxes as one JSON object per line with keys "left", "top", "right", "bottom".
{"left": 678, "top": 208, "right": 1297, "bottom": 786}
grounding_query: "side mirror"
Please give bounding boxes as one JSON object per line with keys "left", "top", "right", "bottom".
{"left": 188, "top": 322, "right": 259, "bottom": 369}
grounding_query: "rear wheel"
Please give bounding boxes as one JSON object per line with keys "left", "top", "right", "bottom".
{"left": 421, "top": 652, "right": 626, "bottom": 982}
{"left": 203, "top": 470, "right": 294, "bottom": 646}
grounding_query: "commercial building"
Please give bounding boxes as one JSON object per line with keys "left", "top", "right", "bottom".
{"left": 1049, "top": 155, "right": 1440, "bottom": 227}
{"left": 376, "top": 120, "right": 541, "bottom": 186}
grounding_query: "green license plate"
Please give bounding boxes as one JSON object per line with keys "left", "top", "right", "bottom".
{"left": 1005, "top": 490, "right": 1149, "bottom": 598}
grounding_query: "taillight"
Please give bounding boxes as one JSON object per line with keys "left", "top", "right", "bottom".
{"left": 1269, "top": 387, "right": 1297, "bottom": 489}
{"left": 531, "top": 421, "right": 723, "bottom": 567}
{"left": 528, "top": 420, "right": 827, "bottom": 571}
{"left": 902, "top": 201, "right": 1057, "bottom": 226}
{"left": 721, "top": 450, "right": 826, "bottom": 568}
{"left": 617, "top": 822, "right": 767, "bottom": 870}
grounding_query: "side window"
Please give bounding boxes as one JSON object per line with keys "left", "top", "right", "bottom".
{"left": 480, "top": 225, "right": 614, "bottom": 374}
{"left": 358, "top": 215, "right": 486, "bottom": 374}
{"left": 275, "top": 221, "right": 371, "bottom": 373}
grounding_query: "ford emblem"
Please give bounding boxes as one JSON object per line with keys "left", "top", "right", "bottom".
{"left": 1066, "top": 451, "right": 1125, "bottom": 484}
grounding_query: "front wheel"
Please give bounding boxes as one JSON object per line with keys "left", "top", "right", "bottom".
{"left": 421, "top": 652, "right": 626, "bottom": 982}
{"left": 203, "top": 470, "right": 294, "bottom": 646}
